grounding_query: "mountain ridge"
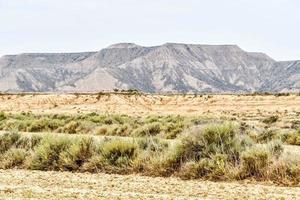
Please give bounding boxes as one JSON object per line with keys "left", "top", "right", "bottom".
{"left": 0, "top": 43, "right": 299, "bottom": 93}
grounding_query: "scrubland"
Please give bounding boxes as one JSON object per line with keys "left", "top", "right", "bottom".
{"left": 0, "top": 93, "right": 300, "bottom": 199}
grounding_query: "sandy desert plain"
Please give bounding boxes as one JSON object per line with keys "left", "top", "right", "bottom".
{"left": 0, "top": 92, "right": 300, "bottom": 199}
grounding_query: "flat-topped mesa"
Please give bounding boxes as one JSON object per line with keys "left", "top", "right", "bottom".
{"left": 163, "top": 42, "right": 242, "bottom": 49}
{"left": 106, "top": 43, "right": 142, "bottom": 49}
{"left": 0, "top": 42, "right": 299, "bottom": 93}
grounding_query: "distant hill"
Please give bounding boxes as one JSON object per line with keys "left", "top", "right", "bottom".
{"left": 0, "top": 43, "right": 299, "bottom": 93}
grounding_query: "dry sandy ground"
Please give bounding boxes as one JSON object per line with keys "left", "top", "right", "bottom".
{"left": 0, "top": 170, "right": 299, "bottom": 200}
{"left": 1, "top": 93, "right": 300, "bottom": 130}
{"left": 0, "top": 95, "right": 300, "bottom": 199}
{"left": 1, "top": 94, "right": 300, "bottom": 117}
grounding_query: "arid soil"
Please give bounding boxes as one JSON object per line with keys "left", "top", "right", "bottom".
{"left": 1, "top": 94, "right": 300, "bottom": 199}
{"left": 1, "top": 93, "right": 300, "bottom": 130}
{"left": 0, "top": 169, "right": 299, "bottom": 200}
{"left": 1, "top": 94, "right": 299, "bottom": 115}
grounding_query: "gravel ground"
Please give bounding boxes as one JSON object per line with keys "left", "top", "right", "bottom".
{"left": 0, "top": 170, "right": 299, "bottom": 200}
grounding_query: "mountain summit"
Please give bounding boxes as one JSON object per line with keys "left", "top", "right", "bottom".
{"left": 0, "top": 43, "right": 299, "bottom": 93}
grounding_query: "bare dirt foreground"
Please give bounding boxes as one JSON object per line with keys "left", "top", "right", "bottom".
{"left": 0, "top": 170, "right": 299, "bottom": 200}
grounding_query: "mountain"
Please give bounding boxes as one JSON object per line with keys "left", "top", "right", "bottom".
{"left": 0, "top": 43, "right": 299, "bottom": 93}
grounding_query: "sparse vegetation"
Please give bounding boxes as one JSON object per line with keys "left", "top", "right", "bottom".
{"left": 284, "top": 130, "right": 300, "bottom": 145}
{"left": 0, "top": 112, "right": 202, "bottom": 139}
{"left": 0, "top": 120, "right": 299, "bottom": 185}
{"left": 240, "top": 147, "right": 270, "bottom": 178}
{"left": 0, "top": 93, "right": 300, "bottom": 187}
{"left": 262, "top": 115, "right": 279, "bottom": 124}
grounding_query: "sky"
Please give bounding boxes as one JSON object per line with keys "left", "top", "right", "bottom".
{"left": 0, "top": 0, "right": 299, "bottom": 61}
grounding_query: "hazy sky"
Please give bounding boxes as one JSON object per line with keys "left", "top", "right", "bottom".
{"left": 0, "top": 0, "right": 299, "bottom": 61}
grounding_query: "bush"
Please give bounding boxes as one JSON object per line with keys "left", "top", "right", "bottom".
{"left": 0, "top": 119, "right": 31, "bottom": 132}
{"left": 27, "top": 118, "right": 64, "bottom": 132}
{"left": 256, "top": 129, "right": 279, "bottom": 143}
{"left": 82, "top": 155, "right": 106, "bottom": 173}
{"left": 0, "top": 112, "right": 6, "bottom": 121}
{"left": 0, "top": 132, "right": 20, "bottom": 153}
{"left": 240, "top": 147, "right": 270, "bottom": 178}
{"left": 267, "top": 159, "right": 300, "bottom": 185}
{"left": 95, "top": 125, "right": 108, "bottom": 135}
{"left": 284, "top": 130, "right": 300, "bottom": 145}
{"left": 288, "top": 164, "right": 300, "bottom": 183}
{"left": 58, "top": 121, "right": 80, "bottom": 134}
{"left": 15, "top": 134, "right": 42, "bottom": 150}
{"left": 133, "top": 123, "right": 161, "bottom": 137}
{"left": 267, "top": 140, "right": 284, "bottom": 158}
{"left": 163, "top": 123, "right": 184, "bottom": 139}
{"left": 180, "top": 123, "right": 249, "bottom": 162}
{"left": 0, "top": 148, "right": 27, "bottom": 169}
{"left": 59, "top": 137, "right": 95, "bottom": 170}
{"left": 177, "top": 161, "right": 204, "bottom": 179}
{"left": 262, "top": 116, "right": 279, "bottom": 124}
{"left": 178, "top": 154, "right": 229, "bottom": 180}
{"left": 29, "top": 136, "right": 71, "bottom": 170}
{"left": 100, "top": 139, "right": 137, "bottom": 167}
{"left": 291, "top": 120, "right": 300, "bottom": 129}
{"left": 137, "top": 137, "right": 168, "bottom": 152}
{"left": 146, "top": 143, "right": 185, "bottom": 176}
{"left": 0, "top": 113, "right": 197, "bottom": 138}
{"left": 106, "top": 124, "right": 132, "bottom": 136}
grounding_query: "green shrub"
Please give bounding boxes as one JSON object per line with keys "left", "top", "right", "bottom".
{"left": 178, "top": 154, "right": 229, "bottom": 180}
{"left": 163, "top": 123, "right": 184, "bottom": 139}
{"left": 284, "top": 130, "right": 300, "bottom": 145}
{"left": 0, "top": 132, "right": 20, "bottom": 153}
{"left": 256, "top": 129, "right": 279, "bottom": 143}
{"left": 73, "top": 121, "right": 95, "bottom": 134}
{"left": 58, "top": 121, "right": 81, "bottom": 134}
{"left": 29, "top": 136, "right": 71, "bottom": 170}
{"left": 0, "top": 113, "right": 197, "bottom": 138}
{"left": 291, "top": 120, "right": 300, "bottom": 129}
{"left": 137, "top": 137, "right": 168, "bottom": 152}
{"left": 1, "top": 119, "right": 31, "bottom": 132}
{"left": 112, "top": 115, "right": 132, "bottom": 125}
{"left": 82, "top": 155, "right": 106, "bottom": 172}
{"left": 267, "top": 140, "right": 284, "bottom": 158}
{"left": 148, "top": 143, "right": 185, "bottom": 176}
{"left": 0, "top": 112, "right": 6, "bottom": 121}
{"left": 164, "top": 115, "right": 184, "bottom": 123}
{"left": 133, "top": 123, "right": 161, "bottom": 137}
{"left": 262, "top": 116, "right": 279, "bottom": 124}
{"left": 27, "top": 118, "right": 51, "bottom": 132}
{"left": 288, "top": 164, "right": 300, "bottom": 183}
{"left": 177, "top": 161, "right": 204, "bottom": 179}
{"left": 266, "top": 159, "right": 300, "bottom": 185}
{"left": 32, "top": 118, "right": 65, "bottom": 132}
{"left": 104, "top": 118, "right": 113, "bottom": 125}
{"left": 106, "top": 124, "right": 132, "bottom": 136}
{"left": 100, "top": 140, "right": 137, "bottom": 167}
{"left": 59, "top": 137, "right": 95, "bottom": 170}
{"left": 206, "top": 154, "right": 229, "bottom": 180}
{"left": 180, "top": 123, "right": 249, "bottom": 162}
{"left": 145, "top": 116, "right": 160, "bottom": 123}
{"left": 240, "top": 147, "right": 270, "bottom": 178}
{"left": 15, "top": 134, "right": 42, "bottom": 150}
{"left": 87, "top": 115, "right": 106, "bottom": 123}
{"left": 0, "top": 148, "right": 27, "bottom": 169}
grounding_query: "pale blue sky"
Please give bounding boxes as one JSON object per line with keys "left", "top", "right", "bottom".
{"left": 0, "top": 0, "right": 299, "bottom": 61}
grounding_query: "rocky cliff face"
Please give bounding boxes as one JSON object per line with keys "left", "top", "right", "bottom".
{"left": 0, "top": 43, "right": 299, "bottom": 93}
